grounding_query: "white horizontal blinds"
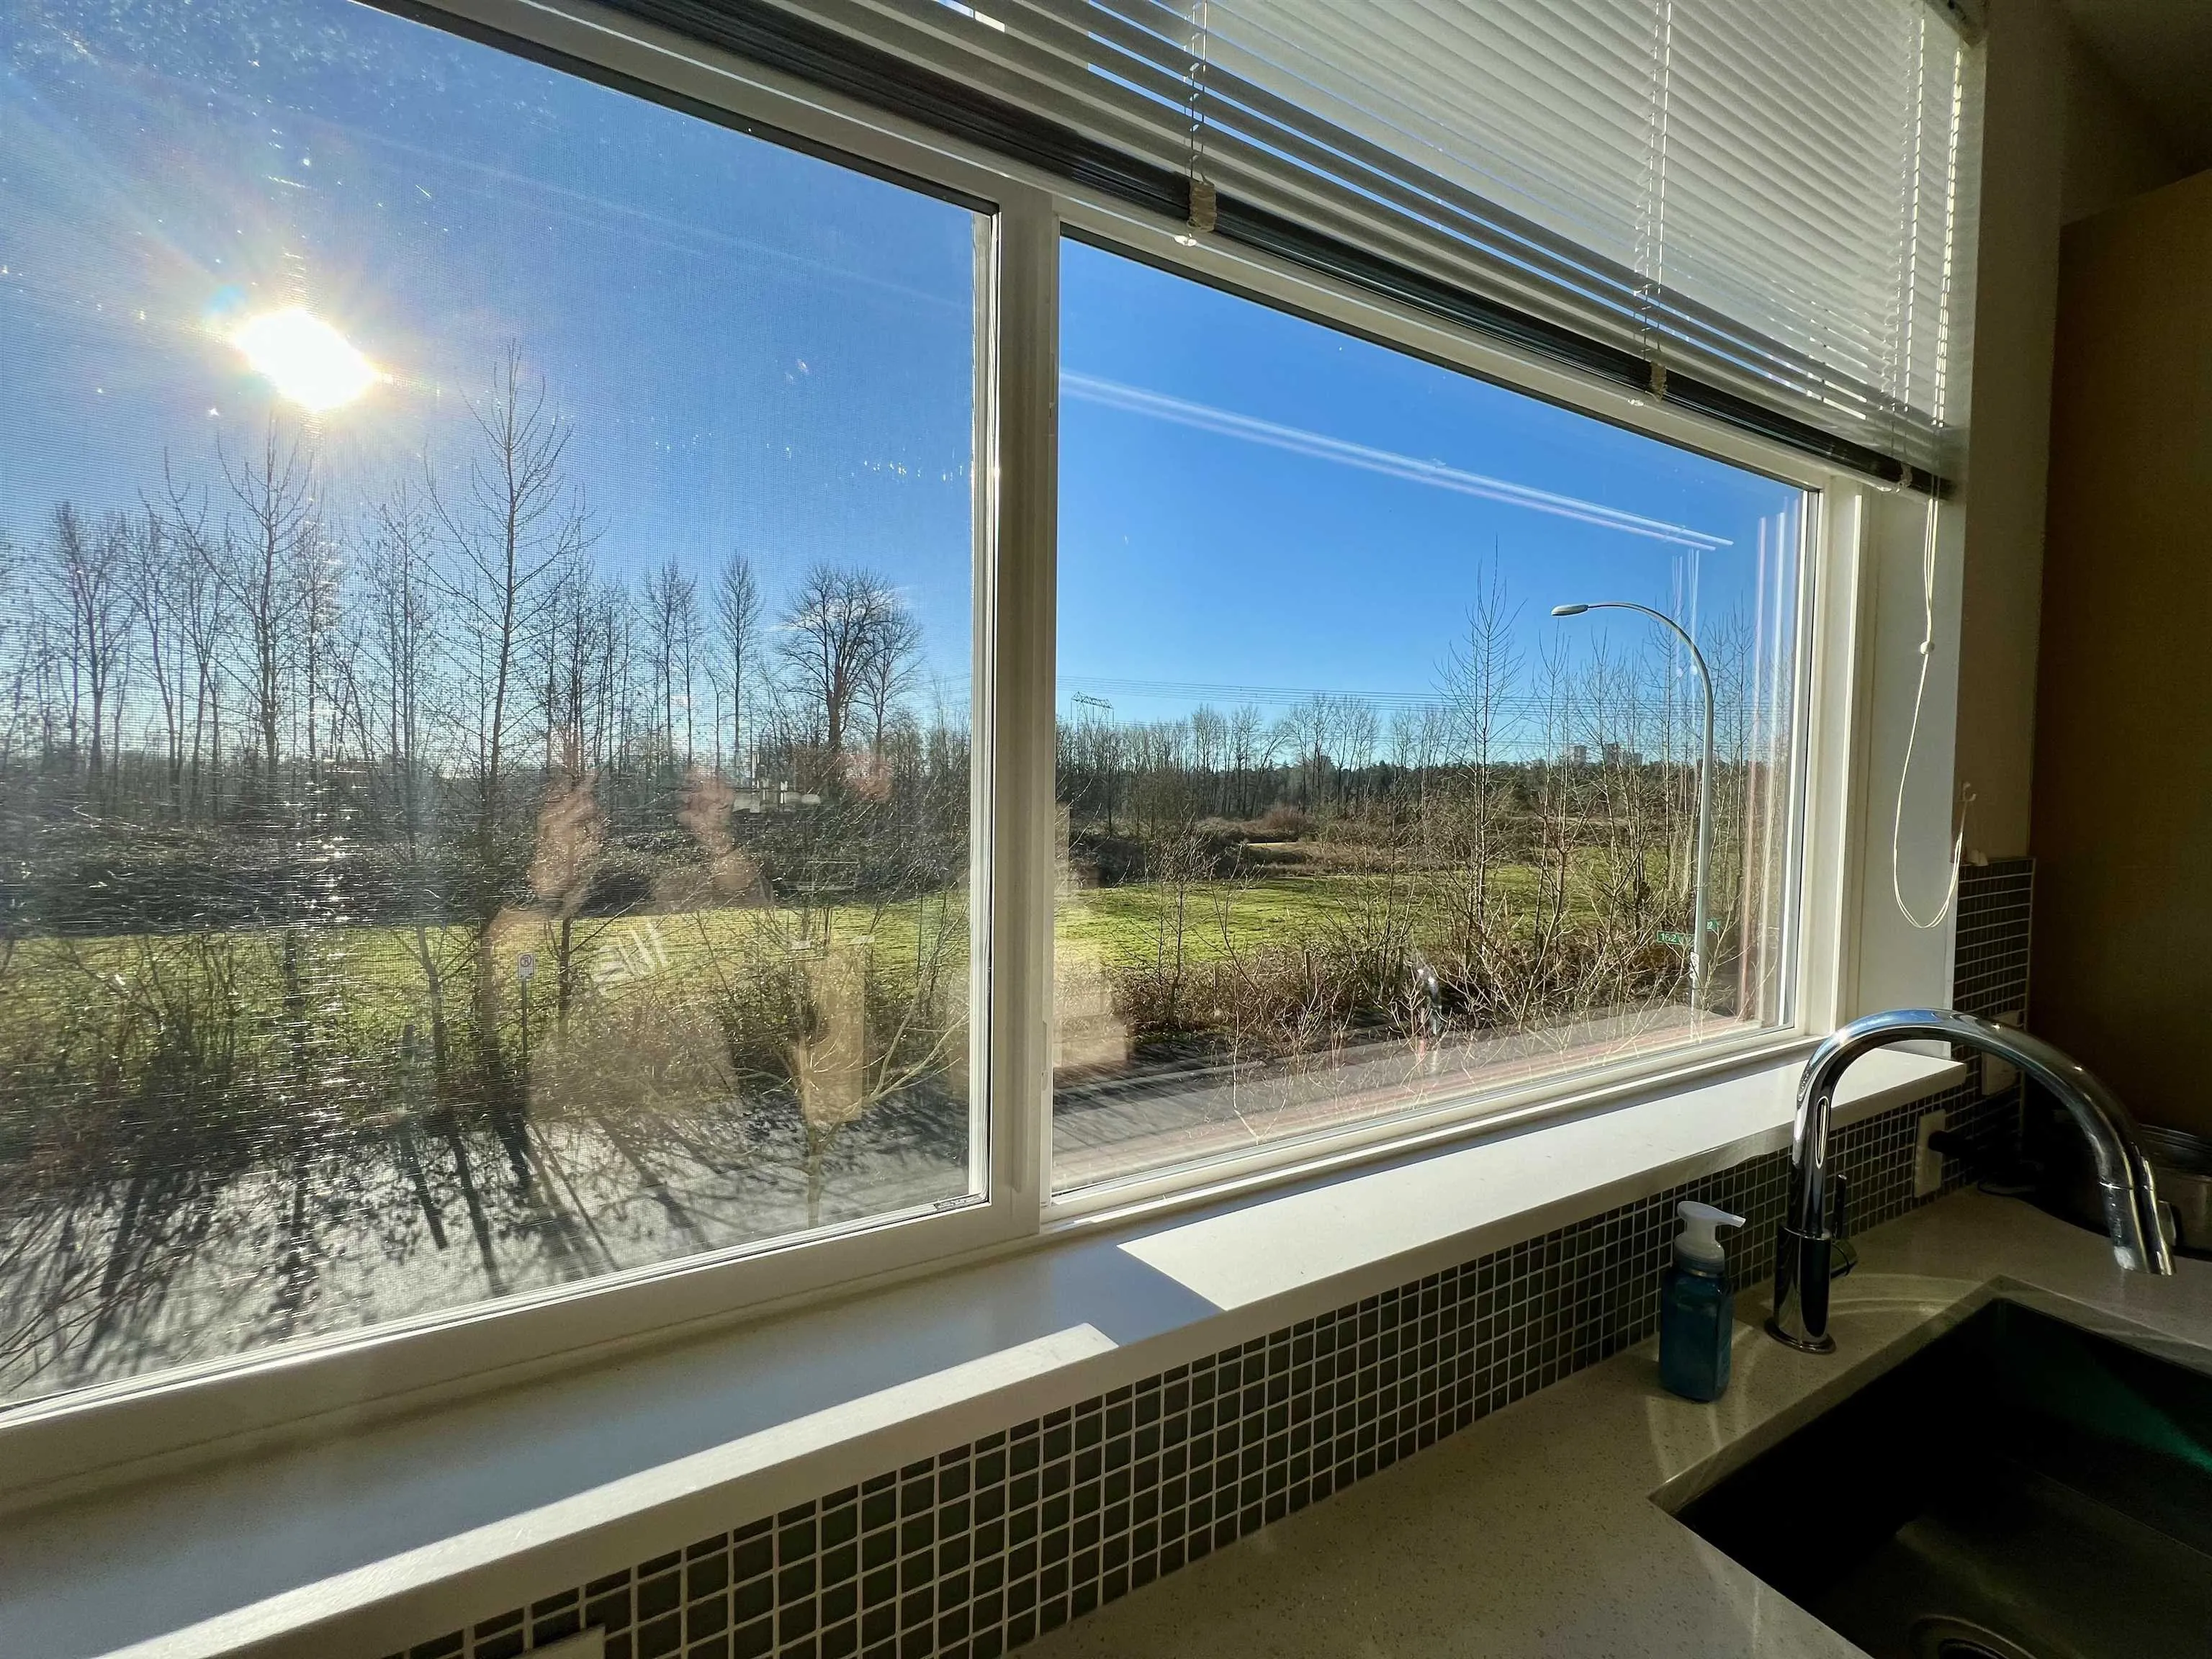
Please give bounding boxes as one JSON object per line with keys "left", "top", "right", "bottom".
{"left": 1207, "top": 0, "right": 1974, "bottom": 470}
{"left": 1204, "top": 0, "right": 1652, "bottom": 276}
{"left": 760, "top": 0, "right": 1670, "bottom": 361}
{"left": 1905, "top": 6, "right": 1979, "bottom": 434}
{"left": 1651, "top": 0, "right": 1947, "bottom": 453}
{"left": 755, "top": 0, "right": 1195, "bottom": 174}
{"left": 745, "top": 0, "right": 1974, "bottom": 476}
{"left": 1195, "top": 0, "right": 1658, "bottom": 361}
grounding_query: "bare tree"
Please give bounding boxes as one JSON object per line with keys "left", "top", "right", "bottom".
{"left": 429, "top": 346, "right": 591, "bottom": 1116}
{"left": 1438, "top": 556, "right": 1523, "bottom": 977}
{"left": 174, "top": 516, "right": 227, "bottom": 820}
{"left": 536, "top": 554, "right": 613, "bottom": 782}
{"left": 1274, "top": 695, "right": 1334, "bottom": 809}
{"left": 1228, "top": 702, "right": 1269, "bottom": 818}
{"left": 431, "top": 346, "right": 589, "bottom": 817}
{"left": 1335, "top": 696, "right": 1380, "bottom": 800}
{"left": 49, "top": 504, "right": 130, "bottom": 784}
{"left": 0, "top": 536, "right": 30, "bottom": 774}
{"left": 1189, "top": 705, "right": 1227, "bottom": 779}
{"left": 1388, "top": 703, "right": 1448, "bottom": 815}
{"left": 590, "top": 574, "right": 632, "bottom": 775}
{"left": 292, "top": 522, "right": 343, "bottom": 813}
{"left": 181, "top": 422, "right": 318, "bottom": 793}
{"left": 126, "top": 511, "right": 189, "bottom": 814}
{"left": 855, "top": 595, "right": 921, "bottom": 752}
{"left": 363, "top": 481, "right": 439, "bottom": 838}
{"left": 642, "top": 557, "right": 700, "bottom": 768}
{"left": 715, "top": 550, "right": 762, "bottom": 780}
{"left": 775, "top": 563, "right": 904, "bottom": 783}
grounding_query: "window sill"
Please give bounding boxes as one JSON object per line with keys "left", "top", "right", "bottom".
{"left": 7, "top": 1045, "right": 1960, "bottom": 1659}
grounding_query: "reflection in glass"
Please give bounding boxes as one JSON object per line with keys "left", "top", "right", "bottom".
{"left": 1053, "top": 242, "right": 1805, "bottom": 1193}
{"left": 0, "top": 1, "right": 979, "bottom": 1400}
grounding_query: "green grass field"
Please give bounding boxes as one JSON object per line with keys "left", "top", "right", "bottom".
{"left": 0, "top": 848, "right": 1688, "bottom": 1063}
{"left": 0, "top": 893, "right": 974, "bottom": 1051}
{"left": 1057, "top": 854, "right": 1656, "bottom": 971}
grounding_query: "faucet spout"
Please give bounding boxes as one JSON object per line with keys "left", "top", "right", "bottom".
{"left": 1767, "top": 1008, "right": 2172, "bottom": 1353}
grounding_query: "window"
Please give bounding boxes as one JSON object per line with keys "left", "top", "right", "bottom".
{"left": 0, "top": 0, "right": 984, "bottom": 1402}
{"left": 0, "top": 0, "right": 1917, "bottom": 1447}
{"left": 1052, "top": 242, "right": 1807, "bottom": 1194}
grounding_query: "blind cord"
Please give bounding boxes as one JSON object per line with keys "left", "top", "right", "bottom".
{"left": 1184, "top": 0, "right": 1216, "bottom": 236}
{"left": 1892, "top": 495, "right": 1969, "bottom": 930}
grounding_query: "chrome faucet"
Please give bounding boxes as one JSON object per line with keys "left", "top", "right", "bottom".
{"left": 1768, "top": 1008, "right": 2173, "bottom": 1352}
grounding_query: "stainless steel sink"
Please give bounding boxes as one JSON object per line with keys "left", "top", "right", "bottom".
{"left": 1670, "top": 1300, "right": 2212, "bottom": 1659}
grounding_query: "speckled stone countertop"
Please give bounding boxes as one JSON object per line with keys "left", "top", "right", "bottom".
{"left": 1020, "top": 1190, "right": 2212, "bottom": 1658}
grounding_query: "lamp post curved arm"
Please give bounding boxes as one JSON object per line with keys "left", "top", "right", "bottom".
{"left": 1551, "top": 601, "right": 1716, "bottom": 1010}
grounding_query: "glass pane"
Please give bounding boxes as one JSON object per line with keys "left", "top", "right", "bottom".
{"left": 1055, "top": 240, "right": 1805, "bottom": 1194}
{"left": 0, "top": 1, "right": 981, "bottom": 1402}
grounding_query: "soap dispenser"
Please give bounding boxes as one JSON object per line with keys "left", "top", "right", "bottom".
{"left": 1659, "top": 1200, "right": 1745, "bottom": 1402}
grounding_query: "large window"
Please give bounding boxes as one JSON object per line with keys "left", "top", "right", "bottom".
{"left": 0, "top": 0, "right": 984, "bottom": 1401}
{"left": 1053, "top": 243, "right": 1807, "bottom": 1194}
{"left": 0, "top": 0, "right": 1875, "bottom": 1437}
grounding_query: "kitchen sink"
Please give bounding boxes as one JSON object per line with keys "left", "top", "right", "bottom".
{"left": 1671, "top": 1300, "right": 2212, "bottom": 1659}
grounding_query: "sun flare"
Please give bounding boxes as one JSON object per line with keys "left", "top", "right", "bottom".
{"left": 230, "top": 307, "right": 378, "bottom": 411}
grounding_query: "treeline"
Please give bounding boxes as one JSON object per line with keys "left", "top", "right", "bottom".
{"left": 1057, "top": 570, "right": 1775, "bottom": 885}
{"left": 0, "top": 351, "right": 970, "bottom": 923}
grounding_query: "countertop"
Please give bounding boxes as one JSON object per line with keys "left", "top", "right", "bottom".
{"left": 1020, "top": 1189, "right": 2212, "bottom": 1658}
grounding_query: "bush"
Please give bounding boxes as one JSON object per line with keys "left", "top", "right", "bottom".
{"left": 581, "top": 849, "right": 659, "bottom": 915}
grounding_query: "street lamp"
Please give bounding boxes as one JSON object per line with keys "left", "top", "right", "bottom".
{"left": 1552, "top": 601, "right": 1716, "bottom": 1010}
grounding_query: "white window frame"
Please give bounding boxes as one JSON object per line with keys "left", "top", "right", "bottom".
{"left": 1036, "top": 200, "right": 1848, "bottom": 1222}
{"left": 0, "top": 0, "right": 1951, "bottom": 1507}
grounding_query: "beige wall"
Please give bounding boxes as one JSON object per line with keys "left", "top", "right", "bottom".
{"left": 2060, "top": 24, "right": 2185, "bottom": 225}
{"left": 2031, "top": 168, "right": 2212, "bottom": 1135}
{"left": 1951, "top": 0, "right": 2180, "bottom": 861}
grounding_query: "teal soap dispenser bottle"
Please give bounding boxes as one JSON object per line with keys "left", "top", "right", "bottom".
{"left": 1658, "top": 1200, "right": 1745, "bottom": 1402}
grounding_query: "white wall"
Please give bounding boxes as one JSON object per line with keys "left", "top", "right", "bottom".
{"left": 1850, "top": 490, "right": 1969, "bottom": 1022}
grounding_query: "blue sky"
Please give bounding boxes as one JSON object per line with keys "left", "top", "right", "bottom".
{"left": 1058, "top": 243, "right": 1805, "bottom": 729}
{"left": 4, "top": 0, "right": 1804, "bottom": 735}
{"left": 3, "top": 0, "right": 978, "bottom": 701}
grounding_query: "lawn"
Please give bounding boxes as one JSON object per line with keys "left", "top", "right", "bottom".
{"left": 0, "top": 850, "right": 1681, "bottom": 1061}
{"left": 1057, "top": 854, "right": 1650, "bottom": 972}
{"left": 0, "top": 892, "right": 975, "bottom": 1056}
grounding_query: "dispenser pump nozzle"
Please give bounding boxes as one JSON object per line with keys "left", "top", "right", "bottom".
{"left": 1674, "top": 1200, "right": 1745, "bottom": 1269}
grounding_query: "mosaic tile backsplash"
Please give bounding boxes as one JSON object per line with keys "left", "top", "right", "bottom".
{"left": 388, "top": 866, "right": 2032, "bottom": 1659}
{"left": 1953, "top": 856, "right": 2033, "bottom": 1022}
